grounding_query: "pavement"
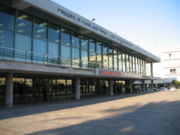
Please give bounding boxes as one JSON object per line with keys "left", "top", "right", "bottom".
{"left": 0, "top": 91, "right": 180, "bottom": 135}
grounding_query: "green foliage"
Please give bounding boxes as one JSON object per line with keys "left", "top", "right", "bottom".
{"left": 172, "top": 80, "right": 180, "bottom": 88}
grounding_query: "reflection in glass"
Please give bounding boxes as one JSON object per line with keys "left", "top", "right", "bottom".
{"left": 81, "top": 50, "right": 88, "bottom": 68}
{"left": 113, "top": 50, "right": 118, "bottom": 70}
{"left": 0, "top": 9, "right": 14, "bottom": 30}
{"left": 72, "top": 34, "right": 80, "bottom": 48}
{"left": 33, "top": 38, "right": 47, "bottom": 63}
{"left": 34, "top": 18, "right": 47, "bottom": 39}
{"left": 0, "top": 30, "right": 14, "bottom": 58}
{"left": 61, "top": 45, "right": 71, "bottom": 66}
{"left": 118, "top": 52, "right": 122, "bottom": 71}
{"left": 122, "top": 53, "right": 126, "bottom": 72}
{"left": 48, "top": 41, "right": 59, "bottom": 64}
{"left": 96, "top": 43, "right": 102, "bottom": 68}
{"left": 89, "top": 40, "right": 96, "bottom": 68}
{"left": 16, "top": 12, "right": 32, "bottom": 35}
{"left": 108, "top": 49, "right": 113, "bottom": 70}
{"left": 48, "top": 23, "right": 60, "bottom": 42}
{"left": 72, "top": 47, "right": 80, "bottom": 67}
{"left": 15, "top": 33, "right": 31, "bottom": 61}
{"left": 81, "top": 36, "right": 88, "bottom": 50}
{"left": 103, "top": 46, "right": 108, "bottom": 69}
{"left": 61, "top": 28, "right": 71, "bottom": 46}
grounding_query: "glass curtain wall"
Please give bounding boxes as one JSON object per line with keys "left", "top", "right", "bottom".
{"left": 113, "top": 49, "right": 118, "bottom": 70}
{"left": 118, "top": 51, "right": 123, "bottom": 72}
{"left": 96, "top": 43, "right": 102, "bottom": 68}
{"left": 81, "top": 36, "right": 88, "bottom": 68}
{"left": 48, "top": 23, "right": 60, "bottom": 64}
{"left": 0, "top": 7, "right": 14, "bottom": 59}
{"left": 89, "top": 40, "right": 96, "bottom": 68}
{"left": 33, "top": 17, "right": 47, "bottom": 63}
{"left": 0, "top": 6, "right": 148, "bottom": 75}
{"left": 108, "top": 48, "right": 113, "bottom": 70}
{"left": 103, "top": 46, "right": 108, "bottom": 69}
{"left": 61, "top": 28, "right": 71, "bottom": 66}
{"left": 72, "top": 33, "right": 80, "bottom": 67}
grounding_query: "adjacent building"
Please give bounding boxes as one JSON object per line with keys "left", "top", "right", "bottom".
{"left": 0, "top": 0, "right": 160, "bottom": 107}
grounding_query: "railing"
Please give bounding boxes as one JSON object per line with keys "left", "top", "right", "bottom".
{"left": 0, "top": 46, "right": 103, "bottom": 69}
{"left": 0, "top": 46, "right": 146, "bottom": 75}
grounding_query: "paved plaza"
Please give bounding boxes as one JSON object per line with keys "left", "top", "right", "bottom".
{"left": 0, "top": 91, "right": 180, "bottom": 135}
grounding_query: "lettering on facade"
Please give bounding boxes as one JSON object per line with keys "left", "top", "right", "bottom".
{"left": 57, "top": 8, "right": 108, "bottom": 36}
{"left": 99, "top": 70, "right": 142, "bottom": 78}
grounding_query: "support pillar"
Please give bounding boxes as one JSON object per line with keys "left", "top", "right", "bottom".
{"left": 75, "top": 77, "right": 80, "bottom": 100}
{"left": 130, "top": 80, "right": 133, "bottom": 93}
{"left": 142, "top": 80, "right": 145, "bottom": 91}
{"left": 5, "top": 74, "right": 13, "bottom": 107}
{"left": 150, "top": 63, "right": 154, "bottom": 91}
{"left": 109, "top": 79, "right": 114, "bottom": 96}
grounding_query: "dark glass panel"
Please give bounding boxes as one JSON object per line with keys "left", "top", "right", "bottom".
{"left": 72, "top": 33, "right": 80, "bottom": 48}
{"left": 81, "top": 36, "right": 88, "bottom": 50}
{"left": 48, "top": 23, "right": 60, "bottom": 42}
{"left": 15, "top": 33, "right": 31, "bottom": 61}
{"left": 0, "top": 30, "right": 14, "bottom": 59}
{"left": 34, "top": 18, "right": 47, "bottom": 39}
{"left": 48, "top": 41, "right": 59, "bottom": 64}
{"left": 61, "top": 28, "right": 71, "bottom": 46}
{"left": 0, "top": 8, "right": 14, "bottom": 30}
{"left": 16, "top": 12, "right": 32, "bottom": 35}
{"left": 61, "top": 45, "right": 71, "bottom": 66}
{"left": 33, "top": 38, "right": 47, "bottom": 63}
{"left": 72, "top": 47, "right": 80, "bottom": 67}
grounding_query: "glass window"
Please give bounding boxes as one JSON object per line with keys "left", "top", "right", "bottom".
{"left": 118, "top": 52, "right": 122, "bottom": 71}
{"left": 103, "top": 46, "right": 108, "bottom": 69}
{"left": 15, "top": 33, "right": 31, "bottom": 61}
{"left": 72, "top": 34, "right": 80, "bottom": 48}
{"left": 16, "top": 12, "right": 32, "bottom": 35}
{"left": 81, "top": 36, "right": 88, "bottom": 50}
{"left": 89, "top": 40, "right": 95, "bottom": 52}
{"left": 113, "top": 50, "right": 118, "bottom": 70}
{"left": 122, "top": 53, "right": 126, "bottom": 72}
{"left": 34, "top": 18, "right": 47, "bottom": 39}
{"left": 48, "top": 23, "right": 60, "bottom": 42}
{"left": 0, "top": 9, "right": 14, "bottom": 30}
{"left": 48, "top": 41, "right": 59, "bottom": 64}
{"left": 61, "top": 45, "right": 71, "bottom": 66}
{"left": 81, "top": 50, "right": 88, "bottom": 68}
{"left": 126, "top": 54, "right": 130, "bottom": 72}
{"left": 96, "top": 43, "right": 102, "bottom": 68}
{"left": 0, "top": 30, "right": 14, "bottom": 59}
{"left": 108, "top": 48, "right": 113, "bottom": 70}
{"left": 72, "top": 47, "right": 80, "bottom": 67}
{"left": 89, "top": 40, "right": 96, "bottom": 68}
{"left": 61, "top": 28, "right": 71, "bottom": 46}
{"left": 33, "top": 38, "right": 47, "bottom": 63}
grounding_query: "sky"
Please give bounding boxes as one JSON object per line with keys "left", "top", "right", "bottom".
{"left": 52, "top": 0, "right": 180, "bottom": 57}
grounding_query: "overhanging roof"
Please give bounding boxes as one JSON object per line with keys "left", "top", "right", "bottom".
{"left": 13, "top": 0, "right": 160, "bottom": 63}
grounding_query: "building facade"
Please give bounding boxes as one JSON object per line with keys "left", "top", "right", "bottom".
{"left": 0, "top": 0, "right": 160, "bottom": 107}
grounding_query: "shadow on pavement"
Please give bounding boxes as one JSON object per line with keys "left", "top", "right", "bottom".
{"left": 0, "top": 91, "right": 154, "bottom": 120}
{"left": 27, "top": 101, "right": 180, "bottom": 135}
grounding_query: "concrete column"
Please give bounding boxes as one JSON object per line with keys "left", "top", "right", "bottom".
{"left": 150, "top": 63, "right": 154, "bottom": 91}
{"left": 5, "top": 74, "right": 13, "bottom": 107}
{"left": 142, "top": 80, "right": 145, "bottom": 91}
{"left": 109, "top": 79, "right": 114, "bottom": 96}
{"left": 75, "top": 77, "right": 80, "bottom": 100}
{"left": 130, "top": 80, "right": 133, "bottom": 93}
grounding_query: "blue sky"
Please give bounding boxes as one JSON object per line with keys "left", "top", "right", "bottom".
{"left": 52, "top": 0, "right": 180, "bottom": 55}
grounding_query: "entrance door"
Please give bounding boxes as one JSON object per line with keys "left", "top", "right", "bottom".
{"left": 0, "top": 77, "right": 6, "bottom": 106}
